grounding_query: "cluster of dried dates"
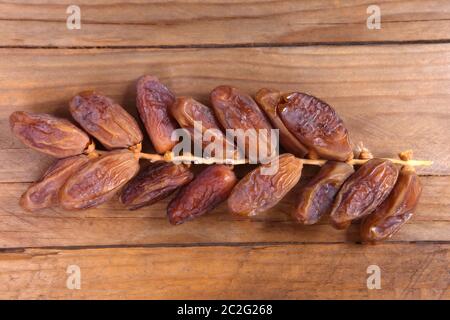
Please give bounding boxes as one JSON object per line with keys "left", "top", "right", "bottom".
{"left": 10, "top": 75, "right": 423, "bottom": 243}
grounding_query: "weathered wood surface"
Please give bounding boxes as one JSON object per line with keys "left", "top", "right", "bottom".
{"left": 0, "top": 244, "right": 448, "bottom": 299}
{"left": 1, "top": 0, "right": 450, "bottom": 47}
{"left": 1, "top": 1, "right": 449, "bottom": 299}
{"left": 0, "top": 175, "right": 449, "bottom": 248}
{"left": 1, "top": 45, "right": 449, "bottom": 179}
{"left": 0, "top": 45, "right": 449, "bottom": 249}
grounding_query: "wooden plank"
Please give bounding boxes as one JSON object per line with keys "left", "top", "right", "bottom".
{"left": 1, "top": 45, "right": 449, "bottom": 178}
{"left": 1, "top": 0, "right": 450, "bottom": 47}
{"left": 0, "top": 175, "right": 448, "bottom": 248}
{"left": 0, "top": 244, "right": 447, "bottom": 299}
{"left": 1, "top": 45, "right": 448, "bottom": 248}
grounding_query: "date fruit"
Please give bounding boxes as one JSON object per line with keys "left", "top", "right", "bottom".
{"left": 170, "top": 97, "right": 235, "bottom": 157}
{"left": 167, "top": 164, "right": 237, "bottom": 225}
{"left": 361, "top": 166, "right": 422, "bottom": 242}
{"left": 20, "top": 155, "right": 90, "bottom": 211}
{"left": 171, "top": 97, "right": 223, "bottom": 133}
{"left": 228, "top": 154, "right": 303, "bottom": 216}
{"left": 10, "top": 111, "right": 90, "bottom": 158}
{"left": 294, "top": 161, "right": 354, "bottom": 225}
{"left": 136, "top": 75, "right": 179, "bottom": 154}
{"left": 330, "top": 159, "right": 399, "bottom": 229}
{"left": 255, "top": 88, "right": 308, "bottom": 157}
{"left": 278, "top": 92, "right": 353, "bottom": 161}
{"left": 60, "top": 150, "right": 140, "bottom": 210}
{"left": 210, "top": 85, "right": 274, "bottom": 159}
{"left": 70, "top": 91, "right": 143, "bottom": 150}
{"left": 120, "top": 161, "right": 194, "bottom": 210}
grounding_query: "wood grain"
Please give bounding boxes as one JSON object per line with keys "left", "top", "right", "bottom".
{"left": 0, "top": 45, "right": 448, "bottom": 248}
{"left": 0, "top": 175, "right": 448, "bottom": 248}
{"left": 1, "top": 45, "right": 449, "bottom": 178}
{"left": 1, "top": 5, "right": 449, "bottom": 299}
{"left": 0, "top": 244, "right": 447, "bottom": 299}
{"left": 1, "top": 0, "right": 450, "bottom": 47}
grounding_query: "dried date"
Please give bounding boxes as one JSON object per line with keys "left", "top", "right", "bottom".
{"left": 170, "top": 97, "right": 235, "bottom": 157}
{"left": 136, "top": 75, "right": 179, "bottom": 154}
{"left": 278, "top": 92, "right": 353, "bottom": 161}
{"left": 255, "top": 88, "right": 308, "bottom": 157}
{"left": 360, "top": 166, "right": 422, "bottom": 242}
{"left": 210, "top": 85, "right": 274, "bottom": 159}
{"left": 228, "top": 154, "right": 303, "bottom": 216}
{"left": 294, "top": 161, "right": 354, "bottom": 225}
{"left": 171, "top": 97, "right": 223, "bottom": 133}
{"left": 60, "top": 150, "right": 140, "bottom": 210}
{"left": 167, "top": 164, "right": 237, "bottom": 225}
{"left": 120, "top": 161, "right": 194, "bottom": 210}
{"left": 70, "top": 91, "right": 143, "bottom": 150}
{"left": 330, "top": 159, "right": 399, "bottom": 229}
{"left": 10, "top": 111, "right": 90, "bottom": 158}
{"left": 20, "top": 155, "right": 90, "bottom": 211}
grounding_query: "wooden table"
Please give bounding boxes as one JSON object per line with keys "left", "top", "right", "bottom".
{"left": 0, "top": 0, "right": 449, "bottom": 299}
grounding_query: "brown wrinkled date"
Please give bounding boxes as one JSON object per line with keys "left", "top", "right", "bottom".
{"left": 167, "top": 164, "right": 237, "bottom": 225}
{"left": 278, "top": 93, "right": 353, "bottom": 161}
{"left": 210, "top": 86, "right": 274, "bottom": 159}
{"left": 170, "top": 97, "right": 235, "bottom": 156}
{"left": 330, "top": 159, "right": 399, "bottom": 229}
{"left": 361, "top": 166, "right": 422, "bottom": 242}
{"left": 136, "top": 75, "right": 179, "bottom": 154}
{"left": 20, "top": 155, "right": 91, "bottom": 211}
{"left": 120, "top": 162, "right": 194, "bottom": 210}
{"left": 171, "top": 97, "right": 223, "bottom": 133}
{"left": 10, "top": 111, "right": 90, "bottom": 158}
{"left": 294, "top": 161, "right": 354, "bottom": 225}
{"left": 228, "top": 154, "right": 303, "bottom": 216}
{"left": 60, "top": 150, "right": 140, "bottom": 210}
{"left": 69, "top": 91, "right": 143, "bottom": 150}
{"left": 255, "top": 88, "right": 308, "bottom": 157}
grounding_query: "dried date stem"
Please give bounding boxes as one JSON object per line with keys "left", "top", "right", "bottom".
{"left": 301, "top": 158, "right": 433, "bottom": 167}
{"left": 96, "top": 150, "right": 432, "bottom": 167}
{"left": 83, "top": 141, "right": 98, "bottom": 157}
{"left": 163, "top": 152, "right": 247, "bottom": 165}
{"left": 158, "top": 152, "right": 432, "bottom": 167}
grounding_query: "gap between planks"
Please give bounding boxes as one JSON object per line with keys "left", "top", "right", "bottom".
{"left": 2, "top": 39, "right": 450, "bottom": 50}
{"left": 1, "top": 240, "right": 449, "bottom": 253}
